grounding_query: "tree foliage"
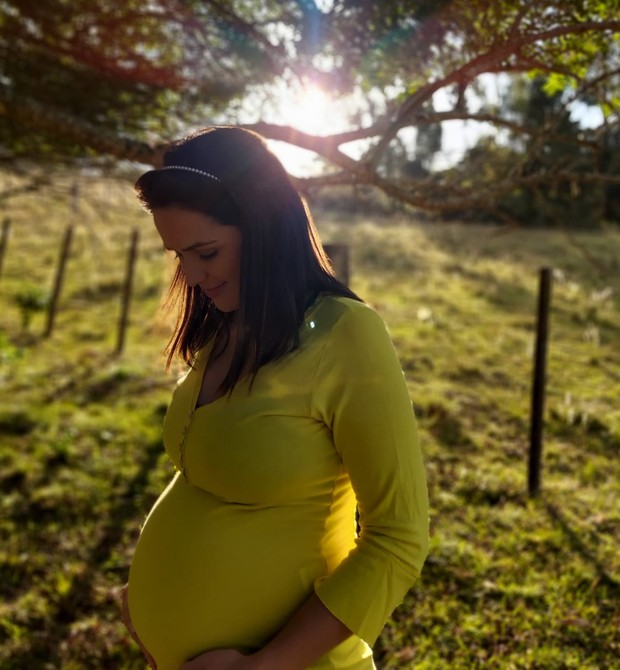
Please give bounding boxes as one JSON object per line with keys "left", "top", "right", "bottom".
{"left": 1, "top": 0, "right": 619, "bottom": 223}
{"left": 450, "top": 75, "right": 620, "bottom": 227}
{"left": 0, "top": 0, "right": 287, "bottom": 160}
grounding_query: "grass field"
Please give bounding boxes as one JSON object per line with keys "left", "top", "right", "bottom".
{"left": 1, "top": 173, "right": 619, "bottom": 669}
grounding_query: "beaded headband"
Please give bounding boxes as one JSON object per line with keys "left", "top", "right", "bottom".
{"left": 159, "top": 165, "right": 222, "bottom": 183}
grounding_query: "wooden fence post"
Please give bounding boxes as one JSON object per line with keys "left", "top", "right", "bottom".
{"left": 528, "top": 267, "right": 553, "bottom": 497}
{"left": 116, "top": 228, "right": 139, "bottom": 355}
{"left": 44, "top": 225, "right": 74, "bottom": 338}
{"left": 71, "top": 180, "right": 80, "bottom": 217}
{"left": 323, "top": 243, "right": 350, "bottom": 286}
{"left": 0, "top": 217, "right": 10, "bottom": 281}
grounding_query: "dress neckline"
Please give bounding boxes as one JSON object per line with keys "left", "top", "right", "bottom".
{"left": 191, "top": 293, "right": 328, "bottom": 413}
{"left": 192, "top": 339, "right": 227, "bottom": 412}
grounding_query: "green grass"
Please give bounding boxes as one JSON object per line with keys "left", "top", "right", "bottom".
{"left": 1, "top": 174, "right": 619, "bottom": 669}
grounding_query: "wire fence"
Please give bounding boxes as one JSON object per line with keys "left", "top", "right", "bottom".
{"left": 0, "top": 219, "right": 351, "bottom": 349}
{"left": 0, "top": 216, "right": 553, "bottom": 496}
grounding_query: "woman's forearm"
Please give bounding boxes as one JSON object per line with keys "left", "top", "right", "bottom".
{"left": 252, "top": 592, "right": 353, "bottom": 670}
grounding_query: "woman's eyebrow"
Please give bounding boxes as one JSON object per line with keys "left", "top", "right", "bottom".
{"left": 180, "top": 240, "right": 217, "bottom": 251}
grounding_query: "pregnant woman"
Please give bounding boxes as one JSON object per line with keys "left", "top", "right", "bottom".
{"left": 122, "top": 126, "right": 429, "bottom": 670}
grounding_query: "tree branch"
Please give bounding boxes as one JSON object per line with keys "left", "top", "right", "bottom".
{"left": 367, "top": 18, "right": 620, "bottom": 167}
{"left": 242, "top": 122, "right": 370, "bottom": 174}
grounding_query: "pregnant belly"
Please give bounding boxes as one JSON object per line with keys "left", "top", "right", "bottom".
{"left": 128, "top": 473, "right": 327, "bottom": 670}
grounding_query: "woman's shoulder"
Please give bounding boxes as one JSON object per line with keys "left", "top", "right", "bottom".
{"left": 306, "top": 293, "right": 385, "bottom": 337}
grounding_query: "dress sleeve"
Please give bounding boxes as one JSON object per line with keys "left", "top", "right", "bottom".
{"left": 312, "top": 302, "right": 429, "bottom": 646}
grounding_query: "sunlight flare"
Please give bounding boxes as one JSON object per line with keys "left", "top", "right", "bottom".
{"left": 266, "top": 83, "right": 356, "bottom": 175}
{"left": 277, "top": 84, "right": 341, "bottom": 136}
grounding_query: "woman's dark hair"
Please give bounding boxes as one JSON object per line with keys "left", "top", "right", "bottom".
{"left": 135, "top": 126, "right": 361, "bottom": 392}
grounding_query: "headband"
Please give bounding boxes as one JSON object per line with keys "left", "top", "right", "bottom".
{"left": 159, "top": 165, "right": 222, "bottom": 183}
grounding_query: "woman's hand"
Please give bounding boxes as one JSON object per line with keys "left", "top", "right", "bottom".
{"left": 117, "top": 583, "right": 158, "bottom": 669}
{"left": 181, "top": 648, "right": 257, "bottom": 670}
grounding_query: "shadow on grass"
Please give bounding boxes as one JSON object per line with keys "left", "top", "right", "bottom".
{"left": 542, "top": 499, "right": 620, "bottom": 593}
{"left": 416, "top": 401, "right": 478, "bottom": 450}
{"left": 5, "top": 434, "right": 163, "bottom": 669}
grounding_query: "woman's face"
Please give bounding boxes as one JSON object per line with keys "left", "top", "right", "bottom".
{"left": 153, "top": 206, "right": 242, "bottom": 313}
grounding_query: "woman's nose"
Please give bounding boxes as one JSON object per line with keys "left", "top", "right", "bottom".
{"left": 181, "top": 259, "right": 207, "bottom": 288}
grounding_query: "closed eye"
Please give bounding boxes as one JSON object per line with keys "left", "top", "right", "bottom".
{"left": 172, "top": 249, "right": 218, "bottom": 261}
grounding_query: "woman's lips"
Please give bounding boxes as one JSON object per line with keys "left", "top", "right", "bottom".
{"left": 203, "top": 282, "right": 226, "bottom": 299}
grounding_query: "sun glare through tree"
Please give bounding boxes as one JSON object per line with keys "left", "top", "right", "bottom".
{"left": 264, "top": 83, "right": 357, "bottom": 175}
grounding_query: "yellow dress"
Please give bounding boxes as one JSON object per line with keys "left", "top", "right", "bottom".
{"left": 127, "top": 295, "right": 429, "bottom": 670}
